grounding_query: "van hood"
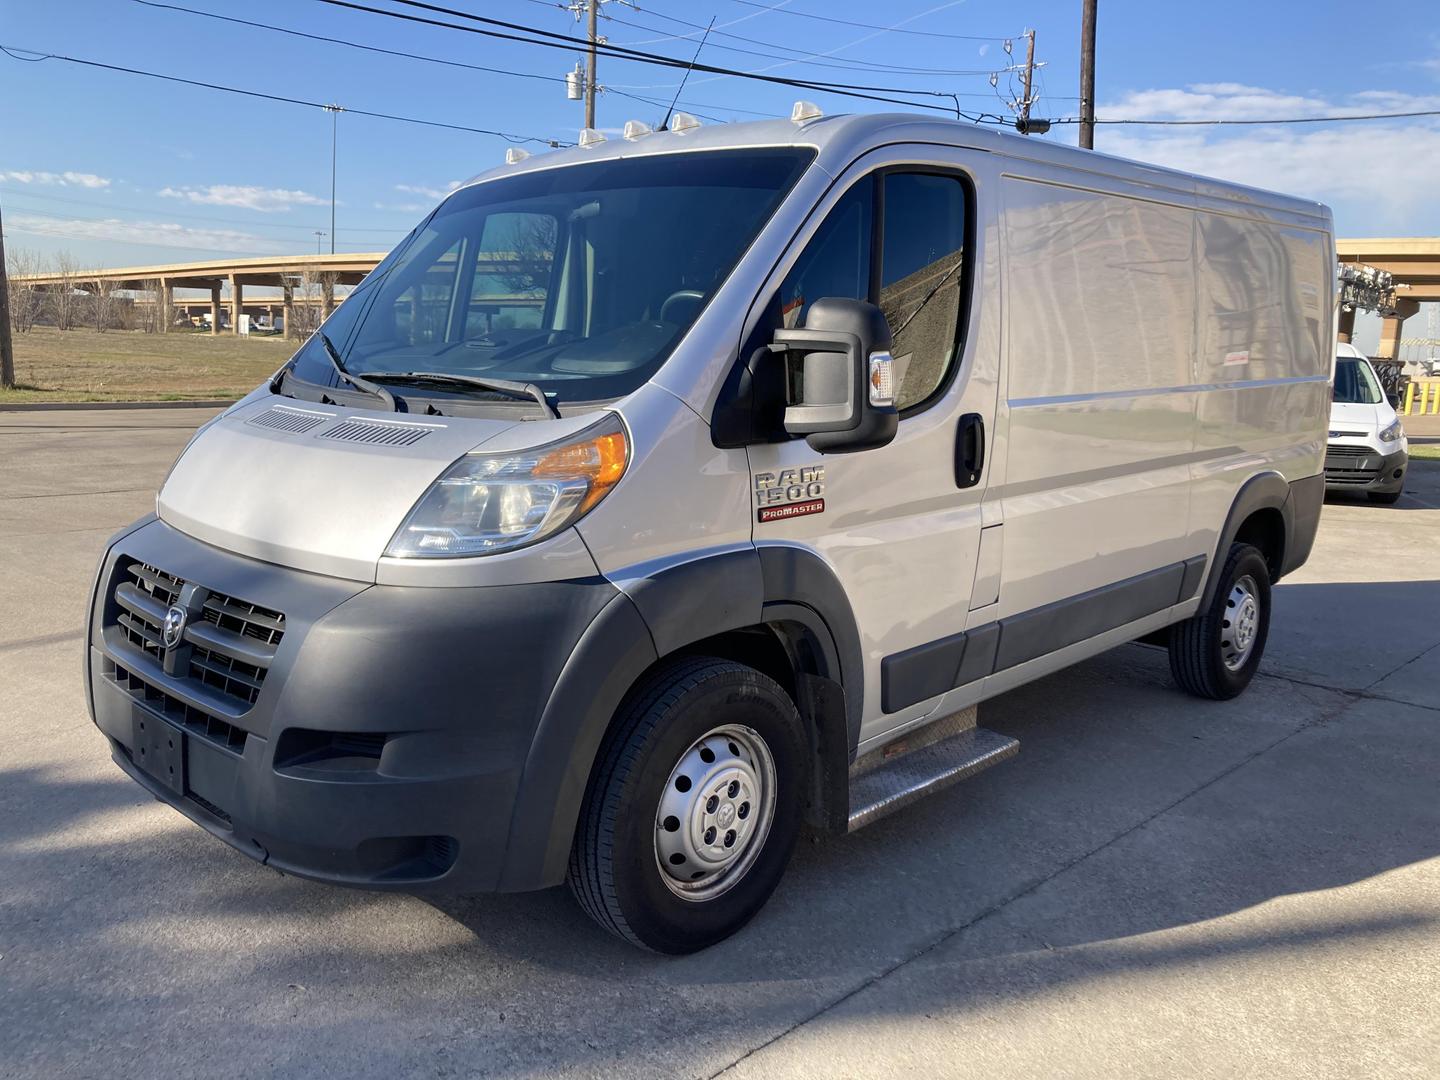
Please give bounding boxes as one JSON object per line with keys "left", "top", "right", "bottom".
{"left": 1329, "top": 400, "right": 1382, "bottom": 435}
{"left": 157, "top": 397, "right": 520, "bottom": 581}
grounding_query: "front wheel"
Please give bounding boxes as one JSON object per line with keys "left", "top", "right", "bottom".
{"left": 567, "top": 657, "right": 807, "bottom": 953}
{"left": 1168, "top": 543, "right": 1271, "bottom": 700}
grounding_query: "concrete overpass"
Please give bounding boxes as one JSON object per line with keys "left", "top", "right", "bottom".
{"left": 15, "top": 253, "right": 386, "bottom": 339}
{"left": 1336, "top": 238, "right": 1440, "bottom": 358}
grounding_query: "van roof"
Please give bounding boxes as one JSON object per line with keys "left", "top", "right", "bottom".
{"left": 1335, "top": 342, "right": 1367, "bottom": 359}
{"left": 459, "top": 111, "right": 1331, "bottom": 226}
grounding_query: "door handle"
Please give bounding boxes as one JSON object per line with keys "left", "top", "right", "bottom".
{"left": 955, "top": 413, "right": 985, "bottom": 489}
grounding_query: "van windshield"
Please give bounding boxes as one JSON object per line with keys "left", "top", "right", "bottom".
{"left": 290, "top": 148, "right": 814, "bottom": 407}
{"left": 1334, "top": 357, "right": 1382, "bottom": 404}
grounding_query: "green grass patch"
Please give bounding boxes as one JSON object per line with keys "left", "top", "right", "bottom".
{"left": 1407, "top": 443, "right": 1440, "bottom": 461}
{"left": 0, "top": 325, "right": 294, "bottom": 403}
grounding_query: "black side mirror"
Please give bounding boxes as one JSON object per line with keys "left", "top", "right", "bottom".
{"left": 771, "top": 297, "right": 898, "bottom": 454}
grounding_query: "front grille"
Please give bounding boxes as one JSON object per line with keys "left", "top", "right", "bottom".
{"left": 1325, "top": 445, "right": 1371, "bottom": 459}
{"left": 108, "top": 560, "right": 286, "bottom": 715}
{"left": 109, "top": 660, "right": 248, "bottom": 754}
{"left": 1324, "top": 444, "right": 1380, "bottom": 485}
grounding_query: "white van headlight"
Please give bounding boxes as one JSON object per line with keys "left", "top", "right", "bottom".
{"left": 1379, "top": 419, "right": 1404, "bottom": 444}
{"left": 386, "top": 415, "right": 628, "bottom": 558}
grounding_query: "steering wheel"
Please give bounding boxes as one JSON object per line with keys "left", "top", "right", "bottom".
{"left": 658, "top": 289, "right": 705, "bottom": 325}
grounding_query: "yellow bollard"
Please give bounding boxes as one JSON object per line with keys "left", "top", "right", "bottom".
{"left": 1403, "top": 383, "right": 1416, "bottom": 415}
{"left": 1432, "top": 383, "right": 1440, "bottom": 415}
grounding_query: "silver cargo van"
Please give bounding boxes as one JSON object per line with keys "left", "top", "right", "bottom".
{"left": 86, "top": 110, "right": 1331, "bottom": 952}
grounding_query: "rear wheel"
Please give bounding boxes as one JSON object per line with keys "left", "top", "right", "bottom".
{"left": 567, "top": 657, "right": 806, "bottom": 953}
{"left": 1168, "top": 543, "right": 1271, "bottom": 700}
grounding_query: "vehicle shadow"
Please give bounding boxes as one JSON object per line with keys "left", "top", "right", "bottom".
{"left": 6, "top": 581, "right": 1439, "bottom": 1078}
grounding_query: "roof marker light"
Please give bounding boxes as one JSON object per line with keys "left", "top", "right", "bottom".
{"left": 623, "top": 119, "right": 652, "bottom": 140}
{"left": 670, "top": 112, "right": 702, "bottom": 133}
{"left": 579, "top": 127, "right": 607, "bottom": 147}
{"left": 505, "top": 147, "right": 530, "bottom": 165}
{"left": 791, "top": 101, "right": 823, "bottom": 123}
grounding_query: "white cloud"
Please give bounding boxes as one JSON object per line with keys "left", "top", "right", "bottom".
{"left": 395, "top": 181, "right": 462, "bottom": 201}
{"left": 158, "top": 184, "right": 327, "bottom": 212}
{"left": 7, "top": 214, "right": 263, "bottom": 254}
{"left": 1, "top": 169, "right": 111, "bottom": 188}
{"left": 1091, "top": 82, "right": 1440, "bottom": 235}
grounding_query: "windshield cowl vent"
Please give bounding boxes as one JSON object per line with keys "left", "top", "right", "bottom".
{"left": 246, "top": 405, "right": 331, "bottom": 435}
{"left": 318, "top": 418, "right": 439, "bottom": 447}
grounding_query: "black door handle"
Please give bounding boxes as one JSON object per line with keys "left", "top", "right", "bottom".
{"left": 955, "top": 413, "right": 985, "bottom": 488}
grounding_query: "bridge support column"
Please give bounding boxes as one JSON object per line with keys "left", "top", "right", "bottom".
{"left": 1378, "top": 298, "right": 1421, "bottom": 360}
{"left": 283, "top": 286, "right": 295, "bottom": 340}
{"left": 230, "top": 277, "right": 243, "bottom": 335}
{"left": 322, "top": 278, "right": 335, "bottom": 320}
{"left": 1337, "top": 306, "right": 1356, "bottom": 344}
{"left": 210, "top": 284, "right": 222, "bottom": 336}
{"left": 157, "top": 279, "right": 171, "bottom": 334}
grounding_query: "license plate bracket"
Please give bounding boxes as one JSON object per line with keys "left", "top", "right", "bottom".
{"left": 131, "top": 709, "right": 186, "bottom": 796}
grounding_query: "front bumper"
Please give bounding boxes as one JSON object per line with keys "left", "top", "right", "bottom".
{"left": 87, "top": 518, "right": 617, "bottom": 892}
{"left": 1323, "top": 444, "right": 1407, "bottom": 493}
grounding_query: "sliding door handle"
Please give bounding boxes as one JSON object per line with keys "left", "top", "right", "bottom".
{"left": 955, "top": 413, "right": 985, "bottom": 489}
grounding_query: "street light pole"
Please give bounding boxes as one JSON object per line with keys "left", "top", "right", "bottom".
{"left": 314, "top": 231, "right": 327, "bottom": 255}
{"left": 325, "top": 104, "right": 343, "bottom": 255}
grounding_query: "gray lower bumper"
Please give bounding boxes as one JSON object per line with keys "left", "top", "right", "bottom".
{"left": 87, "top": 518, "right": 619, "bottom": 892}
{"left": 1324, "top": 446, "right": 1407, "bottom": 493}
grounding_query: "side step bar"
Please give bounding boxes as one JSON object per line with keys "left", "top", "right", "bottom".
{"left": 847, "top": 725, "right": 1018, "bottom": 832}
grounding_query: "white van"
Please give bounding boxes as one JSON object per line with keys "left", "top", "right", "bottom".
{"left": 86, "top": 111, "right": 1332, "bottom": 952}
{"left": 1326, "top": 342, "right": 1407, "bottom": 503}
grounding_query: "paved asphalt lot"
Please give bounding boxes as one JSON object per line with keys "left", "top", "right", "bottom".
{"left": 2, "top": 407, "right": 1438, "bottom": 1079}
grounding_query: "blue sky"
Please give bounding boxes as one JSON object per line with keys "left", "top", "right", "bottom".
{"left": 3, "top": 0, "right": 1439, "bottom": 316}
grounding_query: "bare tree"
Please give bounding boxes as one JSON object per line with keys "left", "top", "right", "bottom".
{"left": 139, "top": 278, "right": 163, "bottom": 333}
{"left": 48, "top": 251, "right": 80, "bottom": 330}
{"left": 285, "top": 267, "right": 336, "bottom": 339}
{"left": 87, "top": 274, "right": 117, "bottom": 332}
{"left": 5, "top": 244, "right": 44, "bottom": 334}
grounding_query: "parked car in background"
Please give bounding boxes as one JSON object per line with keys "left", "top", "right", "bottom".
{"left": 1326, "top": 343, "right": 1407, "bottom": 504}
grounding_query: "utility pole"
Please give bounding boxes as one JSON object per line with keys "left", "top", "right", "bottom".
{"left": 1079, "top": 0, "right": 1097, "bottom": 149}
{"left": 1016, "top": 29, "right": 1041, "bottom": 135}
{"left": 584, "top": 0, "right": 599, "bottom": 130}
{"left": 0, "top": 201, "right": 14, "bottom": 390}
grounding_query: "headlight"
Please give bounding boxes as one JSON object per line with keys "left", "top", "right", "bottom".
{"left": 1379, "top": 419, "right": 1405, "bottom": 444}
{"left": 386, "top": 414, "right": 628, "bottom": 558}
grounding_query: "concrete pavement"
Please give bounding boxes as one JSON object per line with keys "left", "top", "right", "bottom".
{"left": 1, "top": 408, "right": 1437, "bottom": 1079}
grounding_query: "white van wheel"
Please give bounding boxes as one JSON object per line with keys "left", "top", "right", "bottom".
{"left": 1168, "top": 543, "right": 1271, "bottom": 700}
{"left": 567, "top": 657, "right": 805, "bottom": 953}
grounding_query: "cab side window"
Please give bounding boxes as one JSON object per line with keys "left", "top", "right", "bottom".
{"left": 880, "top": 173, "right": 968, "bottom": 410}
{"left": 774, "top": 170, "right": 969, "bottom": 414}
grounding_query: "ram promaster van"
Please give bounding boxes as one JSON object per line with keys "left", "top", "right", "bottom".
{"left": 86, "top": 111, "right": 1332, "bottom": 952}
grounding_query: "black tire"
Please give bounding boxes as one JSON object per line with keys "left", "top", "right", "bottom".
{"left": 1368, "top": 489, "right": 1403, "bottom": 505}
{"left": 567, "top": 657, "right": 806, "bottom": 953}
{"left": 1168, "top": 543, "right": 1271, "bottom": 700}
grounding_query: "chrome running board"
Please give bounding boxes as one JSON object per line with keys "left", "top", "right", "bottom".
{"left": 847, "top": 720, "right": 1018, "bottom": 832}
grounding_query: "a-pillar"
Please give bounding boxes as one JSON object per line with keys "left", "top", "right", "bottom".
{"left": 1337, "top": 306, "right": 1356, "bottom": 344}
{"left": 283, "top": 285, "right": 295, "bottom": 340}
{"left": 157, "top": 279, "right": 172, "bottom": 334}
{"left": 1378, "top": 298, "right": 1421, "bottom": 360}
{"left": 210, "top": 283, "right": 222, "bottom": 336}
{"left": 230, "top": 276, "right": 244, "bottom": 334}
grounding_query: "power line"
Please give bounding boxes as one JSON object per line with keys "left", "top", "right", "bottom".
{"left": 599, "top": 8, "right": 1022, "bottom": 77}
{"left": 717, "top": 0, "right": 1014, "bottom": 41}
{"left": 129, "top": 0, "right": 564, "bottom": 88}
{"left": 309, "top": 0, "right": 988, "bottom": 117}
{"left": 0, "top": 44, "right": 570, "bottom": 145}
{"left": 1052, "top": 109, "right": 1440, "bottom": 126}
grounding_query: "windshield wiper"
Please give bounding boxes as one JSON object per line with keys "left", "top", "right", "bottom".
{"left": 360, "top": 370, "right": 559, "bottom": 419}
{"left": 271, "top": 332, "right": 397, "bottom": 411}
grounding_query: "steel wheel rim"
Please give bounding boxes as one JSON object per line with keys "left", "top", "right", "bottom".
{"left": 1221, "top": 574, "right": 1261, "bottom": 672}
{"left": 654, "top": 724, "right": 777, "bottom": 903}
